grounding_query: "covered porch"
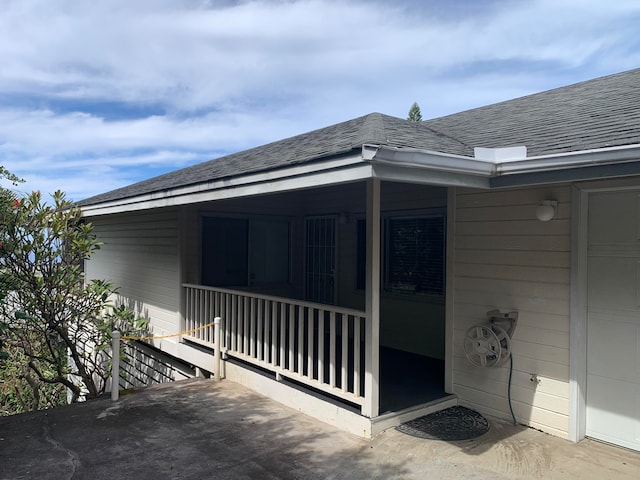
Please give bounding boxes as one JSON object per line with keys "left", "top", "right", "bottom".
{"left": 177, "top": 178, "right": 455, "bottom": 433}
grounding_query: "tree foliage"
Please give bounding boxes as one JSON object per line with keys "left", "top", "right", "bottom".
{"left": 407, "top": 102, "right": 423, "bottom": 122}
{"left": 0, "top": 188, "right": 146, "bottom": 411}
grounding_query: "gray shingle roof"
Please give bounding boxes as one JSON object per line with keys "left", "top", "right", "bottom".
{"left": 78, "top": 68, "right": 640, "bottom": 207}
{"left": 426, "top": 68, "right": 640, "bottom": 157}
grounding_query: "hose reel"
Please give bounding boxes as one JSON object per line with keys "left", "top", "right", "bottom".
{"left": 463, "top": 310, "right": 518, "bottom": 368}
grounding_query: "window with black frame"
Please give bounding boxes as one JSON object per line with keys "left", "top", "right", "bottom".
{"left": 356, "top": 211, "right": 445, "bottom": 296}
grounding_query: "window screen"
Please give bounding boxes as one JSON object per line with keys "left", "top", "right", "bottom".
{"left": 384, "top": 215, "right": 445, "bottom": 295}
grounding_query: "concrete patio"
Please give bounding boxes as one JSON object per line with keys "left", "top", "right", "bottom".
{"left": 1, "top": 378, "right": 639, "bottom": 479}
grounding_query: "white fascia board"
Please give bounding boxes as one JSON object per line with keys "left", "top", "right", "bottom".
{"left": 496, "top": 144, "right": 640, "bottom": 174}
{"left": 363, "top": 144, "right": 496, "bottom": 176}
{"left": 81, "top": 157, "right": 372, "bottom": 217}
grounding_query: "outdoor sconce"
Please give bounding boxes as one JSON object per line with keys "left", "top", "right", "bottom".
{"left": 535, "top": 200, "right": 557, "bottom": 222}
{"left": 338, "top": 212, "right": 350, "bottom": 225}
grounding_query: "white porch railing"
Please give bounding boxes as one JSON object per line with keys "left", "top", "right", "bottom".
{"left": 182, "top": 283, "right": 367, "bottom": 407}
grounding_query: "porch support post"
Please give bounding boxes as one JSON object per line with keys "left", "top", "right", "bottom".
{"left": 363, "top": 178, "right": 381, "bottom": 418}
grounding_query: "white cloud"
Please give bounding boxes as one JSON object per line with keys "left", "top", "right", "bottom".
{"left": 0, "top": 0, "right": 639, "bottom": 200}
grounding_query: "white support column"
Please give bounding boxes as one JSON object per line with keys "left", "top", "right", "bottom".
{"left": 444, "top": 187, "right": 456, "bottom": 393}
{"left": 363, "top": 178, "right": 381, "bottom": 418}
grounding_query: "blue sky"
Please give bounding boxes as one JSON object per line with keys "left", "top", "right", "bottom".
{"left": 1, "top": 0, "right": 639, "bottom": 202}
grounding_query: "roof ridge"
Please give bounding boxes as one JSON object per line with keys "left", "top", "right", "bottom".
{"left": 355, "top": 112, "right": 388, "bottom": 145}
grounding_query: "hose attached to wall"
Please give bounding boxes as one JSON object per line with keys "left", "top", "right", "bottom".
{"left": 508, "top": 354, "right": 517, "bottom": 425}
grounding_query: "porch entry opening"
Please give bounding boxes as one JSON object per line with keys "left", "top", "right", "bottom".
{"left": 305, "top": 216, "right": 337, "bottom": 305}
{"left": 357, "top": 208, "right": 447, "bottom": 413}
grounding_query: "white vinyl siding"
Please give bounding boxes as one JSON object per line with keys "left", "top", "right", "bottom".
{"left": 453, "top": 185, "right": 572, "bottom": 438}
{"left": 85, "top": 208, "right": 181, "bottom": 338}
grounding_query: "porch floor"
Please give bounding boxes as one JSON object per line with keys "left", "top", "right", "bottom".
{"left": 379, "top": 347, "right": 446, "bottom": 414}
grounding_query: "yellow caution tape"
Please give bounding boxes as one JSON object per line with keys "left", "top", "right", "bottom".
{"left": 122, "top": 322, "right": 215, "bottom": 341}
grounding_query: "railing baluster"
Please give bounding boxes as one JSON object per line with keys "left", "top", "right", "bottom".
{"left": 263, "top": 300, "right": 270, "bottom": 363}
{"left": 288, "top": 304, "right": 295, "bottom": 371}
{"left": 249, "top": 297, "right": 256, "bottom": 358}
{"left": 231, "top": 294, "right": 237, "bottom": 352}
{"left": 297, "top": 307, "right": 304, "bottom": 375}
{"left": 271, "top": 301, "right": 277, "bottom": 366}
{"left": 307, "top": 309, "right": 314, "bottom": 380}
{"left": 257, "top": 299, "right": 264, "bottom": 361}
{"left": 228, "top": 293, "right": 233, "bottom": 349}
{"left": 205, "top": 290, "right": 209, "bottom": 341}
{"left": 329, "top": 311, "right": 336, "bottom": 388}
{"left": 353, "top": 315, "right": 361, "bottom": 397}
{"left": 279, "top": 302, "right": 285, "bottom": 368}
{"left": 199, "top": 289, "right": 205, "bottom": 339}
{"left": 186, "top": 287, "right": 191, "bottom": 331}
{"left": 243, "top": 296, "right": 249, "bottom": 355}
{"left": 341, "top": 313, "right": 348, "bottom": 393}
{"left": 318, "top": 310, "right": 324, "bottom": 384}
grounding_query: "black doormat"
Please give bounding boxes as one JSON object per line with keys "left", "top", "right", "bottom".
{"left": 396, "top": 406, "right": 490, "bottom": 441}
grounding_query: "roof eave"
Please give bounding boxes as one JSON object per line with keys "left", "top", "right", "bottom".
{"left": 362, "top": 144, "right": 496, "bottom": 176}
{"left": 80, "top": 153, "right": 370, "bottom": 216}
{"left": 496, "top": 143, "right": 640, "bottom": 174}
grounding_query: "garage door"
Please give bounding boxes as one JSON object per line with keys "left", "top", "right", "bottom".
{"left": 586, "top": 190, "right": 640, "bottom": 451}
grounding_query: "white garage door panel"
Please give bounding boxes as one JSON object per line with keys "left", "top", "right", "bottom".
{"left": 587, "top": 313, "right": 640, "bottom": 382}
{"left": 586, "top": 190, "right": 640, "bottom": 451}
{"left": 586, "top": 375, "right": 640, "bottom": 451}
{"left": 588, "top": 191, "right": 640, "bottom": 244}
{"left": 588, "top": 258, "right": 640, "bottom": 310}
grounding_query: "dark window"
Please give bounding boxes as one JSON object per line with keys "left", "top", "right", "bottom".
{"left": 201, "top": 217, "right": 248, "bottom": 287}
{"left": 201, "top": 216, "right": 290, "bottom": 287}
{"left": 355, "top": 212, "right": 446, "bottom": 296}
{"left": 385, "top": 215, "right": 445, "bottom": 295}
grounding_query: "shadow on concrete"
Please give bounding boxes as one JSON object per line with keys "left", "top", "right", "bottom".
{"left": 0, "top": 379, "right": 410, "bottom": 480}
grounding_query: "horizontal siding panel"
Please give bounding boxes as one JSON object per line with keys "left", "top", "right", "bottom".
{"left": 453, "top": 384, "right": 569, "bottom": 435}
{"left": 455, "top": 263, "right": 569, "bottom": 284}
{"left": 457, "top": 219, "right": 570, "bottom": 236}
{"left": 455, "top": 250, "right": 570, "bottom": 268}
{"left": 93, "top": 219, "right": 178, "bottom": 232}
{"left": 453, "top": 339, "right": 568, "bottom": 368}
{"left": 97, "top": 249, "right": 178, "bottom": 269}
{"left": 456, "top": 234, "right": 570, "bottom": 252}
{"left": 455, "top": 277, "right": 570, "bottom": 301}
{"left": 116, "top": 286, "right": 178, "bottom": 310}
{"left": 94, "top": 259, "right": 179, "bottom": 284}
{"left": 453, "top": 371, "right": 568, "bottom": 415}
{"left": 96, "top": 228, "right": 178, "bottom": 241}
{"left": 511, "top": 325, "right": 569, "bottom": 349}
{"left": 453, "top": 304, "right": 569, "bottom": 333}
{"left": 453, "top": 363, "right": 569, "bottom": 398}
{"left": 98, "top": 260, "right": 178, "bottom": 286}
{"left": 454, "top": 290, "right": 570, "bottom": 317}
{"left": 456, "top": 203, "right": 569, "bottom": 222}
{"left": 456, "top": 185, "right": 571, "bottom": 208}
{"left": 455, "top": 316, "right": 569, "bottom": 344}
{"left": 454, "top": 349, "right": 570, "bottom": 383}
{"left": 97, "top": 243, "right": 177, "bottom": 256}
{"left": 509, "top": 339, "right": 568, "bottom": 365}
